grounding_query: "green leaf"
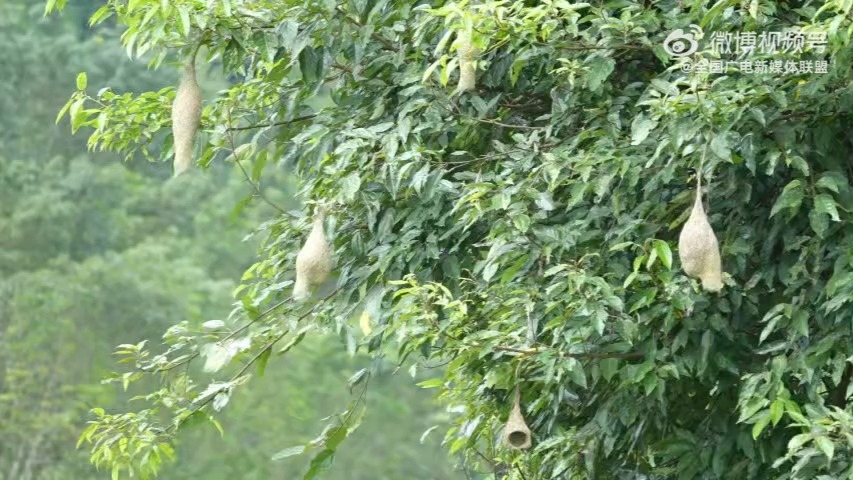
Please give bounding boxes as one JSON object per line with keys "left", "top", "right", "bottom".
{"left": 298, "top": 46, "right": 322, "bottom": 84}
{"left": 816, "top": 174, "right": 843, "bottom": 193}
{"left": 645, "top": 247, "right": 658, "bottom": 270}
{"left": 159, "top": 442, "right": 175, "bottom": 460}
{"left": 212, "top": 391, "right": 231, "bottom": 411}
{"left": 68, "top": 97, "right": 87, "bottom": 133}
{"left": 585, "top": 56, "right": 615, "bottom": 91}
{"left": 278, "top": 327, "right": 311, "bottom": 355}
{"left": 710, "top": 134, "right": 730, "bottom": 160}
{"left": 809, "top": 208, "right": 829, "bottom": 237}
{"left": 346, "top": 368, "right": 369, "bottom": 393}
{"left": 56, "top": 96, "right": 74, "bottom": 124}
{"left": 630, "top": 114, "right": 657, "bottom": 146}
{"left": 567, "top": 358, "right": 587, "bottom": 388}
{"left": 769, "top": 399, "right": 784, "bottom": 426}
{"left": 600, "top": 358, "right": 618, "bottom": 381}
{"left": 699, "top": 330, "right": 712, "bottom": 375}
{"left": 787, "top": 433, "right": 811, "bottom": 450}
{"left": 609, "top": 241, "right": 635, "bottom": 252}
{"left": 759, "top": 315, "right": 780, "bottom": 344}
{"left": 814, "top": 194, "right": 840, "bottom": 222}
{"left": 76, "top": 72, "right": 88, "bottom": 90}
{"left": 416, "top": 378, "right": 444, "bottom": 389}
{"left": 787, "top": 155, "right": 809, "bottom": 176}
{"left": 752, "top": 412, "right": 771, "bottom": 439}
{"left": 770, "top": 180, "right": 804, "bottom": 218}
{"left": 420, "top": 426, "right": 439, "bottom": 444}
{"left": 304, "top": 449, "right": 335, "bottom": 480}
{"left": 815, "top": 436, "right": 834, "bottom": 462}
{"left": 178, "top": 6, "right": 191, "bottom": 37}
{"left": 272, "top": 445, "right": 306, "bottom": 460}
{"left": 256, "top": 346, "right": 272, "bottom": 377}
{"left": 512, "top": 213, "right": 531, "bottom": 233}
{"left": 653, "top": 240, "right": 673, "bottom": 270}
{"left": 650, "top": 78, "right": 679, "bottom": 96}
{"left": 341, "top": 173, "right": 361, "bottom": 201}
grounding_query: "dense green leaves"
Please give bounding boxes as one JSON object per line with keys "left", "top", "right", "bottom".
{"left": 49, "top": 0, "right": 853, "bottom": 479}
{"left": 3, "top": 3, "right": 454, "bottom": 479}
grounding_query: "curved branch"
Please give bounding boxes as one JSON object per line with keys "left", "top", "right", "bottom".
{"left": 225, "top": 109, "right": 287, "bottom": 214}
{"left": 224, "top": 114, "right": 318, "bottom": 132}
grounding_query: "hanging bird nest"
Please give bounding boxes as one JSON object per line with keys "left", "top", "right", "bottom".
{"left": 294, "top": 206, "right": 333, "bottom": 301}
{"left": 678, "top": 173, "right": 723, "bottom": 292}
{"left": 171, "top": 61, "right": 202, "bottom": 177}
{"left": 455, "top": 29, "right": 478, "bottom": 93}
{"left": 503, "top": 386, "right": 532, "bottom": 450}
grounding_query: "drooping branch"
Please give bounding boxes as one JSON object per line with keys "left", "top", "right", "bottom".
{"left": 225, "top": 109, "right": 288, "bottom": 214}
{"left": 493, "top": 345, "right": 644, "bottom": 360}
{"left": 169, "top": 291, "right": 340, "bottom": 432}
{"left": 223, "top": 113, "right": 318, "bottom": 132}
{"left": 334, "top": 6, "right": 399, "bottom": 52}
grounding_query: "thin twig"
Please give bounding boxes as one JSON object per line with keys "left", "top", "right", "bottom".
{"left": 225, "top": 109, "right": 287, "bottom": 214}
{"left": 140, "top": 352, "right": 200, "bottom": 373}
{"left": 492, "top": 345, "right": 644, "bottom": 360}
{"left": 225, "top": 114, "right": 318, "bottom": 132}
{"left": 220, "top": 298, "right": 289, "bottom": 343}
{"left": 473, "top": 448, "right": 498, "bottom": 472}
{"left": 335, "top": 6, "right": 398, "bottom": 52}
{"left": 221, "top": 287, "right": 342, "bottom": 343}
{"left": 233, "top": 330, "right": 288, "bottom": 379}
{"left": 169, "top": 291, "right": 339, "bottom": 432}
{"left": 474, "top": 117, "right": 540, "bottom": 130}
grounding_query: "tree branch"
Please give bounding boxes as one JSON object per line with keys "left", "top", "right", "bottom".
{"left": 224, "top": 113, "right": 318, "bottom": 132}
{"left": 335, "top": 6, "right": 398, "bottom": 52}
{"left": 473, "top": 117, "right": 541, "bottom": 130}
{"left": 139, "top": 352, "right": 199, "bottom": 374}
{"left": 225, "top": 109, "right": 287, "bottom": 214}
{"left": 492, "top": 345, "right": 644, "bottom": 360}
{"left": 170, "top": 292, "right": 339, "bottom": 432}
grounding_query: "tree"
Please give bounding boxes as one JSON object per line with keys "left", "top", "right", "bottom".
{"left": 2, "top": 2, "right": 453, "bottom": 477}
{"left": 50, "top": 0, "right": 853, "bottom": 478}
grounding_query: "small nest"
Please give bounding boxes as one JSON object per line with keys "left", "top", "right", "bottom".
{"left": 455, "top": 30, "right": 478, "bottom": 93}
{"left": 171, "top": 62, "right": 202, "bottom": 177}
{"left": 503, "top": 387, "right": 532, "bottom": 450}
{"left": 677, "top": 176, "right": 723, "bottom": 292}
{"left": 294, "top": 208, "right": 333, "bottom": 301}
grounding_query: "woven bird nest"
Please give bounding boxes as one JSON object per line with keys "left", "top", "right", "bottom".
{"left": 503, "top": 387, "right": 532, "bottom": 450}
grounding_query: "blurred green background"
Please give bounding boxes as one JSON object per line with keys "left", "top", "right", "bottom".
{"left": 0, "top": 2, "right": 456, "bottom": 478}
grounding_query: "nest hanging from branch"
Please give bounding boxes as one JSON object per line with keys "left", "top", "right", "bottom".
{"left": 503, "top": 386, "right": 532, "bottom": 450}
{"left": 293, "top": 207, "right": 333, "bottom": 301}
{"left": 171, "top": 61, "right": 202, "bottom": 176}
{"left": 678, "top": 174, "right": 723, "bottom": 292}
{"left": 455, "top": 29, "right": 478, "bottom": 93}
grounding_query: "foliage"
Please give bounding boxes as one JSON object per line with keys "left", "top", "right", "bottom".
{"left": 2, "top": 2, "right": 453, "bottom": 478}
{"left": 160, "top": 336, "right": 455, "bottom": 480}
{"left": 50, "top": 0, "right": 853, "bottom": 479}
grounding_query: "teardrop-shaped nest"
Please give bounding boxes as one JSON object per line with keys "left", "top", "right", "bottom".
{"left": 294, "top": 209, "right": 333, "bottom": 300}
{"left": 677, "top": 179, "right": 723, "bottom": 292}
{"left": 171, "top": 62, "right": 202, "bottom": 176}
{"left": 456, "top": 30, "right": 478, "bottom": 92}
{"left": 503, "top": 387, "right": 532, "bottom": 450}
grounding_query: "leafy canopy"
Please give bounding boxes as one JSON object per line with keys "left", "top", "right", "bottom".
{"left": 50, "top": 0, "right": 853, "bottom": 479}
